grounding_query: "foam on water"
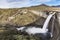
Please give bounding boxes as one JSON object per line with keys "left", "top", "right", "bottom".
{"left": 25, "top": 27, "right": 48, "bottom": 35}
{"left": 16, "top": 27, "right": 25, "bottom": 31}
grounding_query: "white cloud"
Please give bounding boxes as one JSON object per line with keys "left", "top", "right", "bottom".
{"left": 8, "top": 0, "right": 31, "bottom": 8}
{"left": 0, "top": 0, "right": 52, "bottom": 8}
{"left": 0, "top": 0, "right": 9, "bottom": 8}
{"left": 32, "top": 0, "right": 51, "bottom": 3}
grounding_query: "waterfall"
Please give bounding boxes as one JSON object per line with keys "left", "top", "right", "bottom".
{"left": 16, "top": 12, "right": 56, "bottom": 35}
{"left": 42, "top": 12, "right": 56, "bottom": 30}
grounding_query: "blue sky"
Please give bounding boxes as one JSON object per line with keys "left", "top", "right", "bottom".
{"left": 0, "top": 0, "right": 60, "bottom": 8}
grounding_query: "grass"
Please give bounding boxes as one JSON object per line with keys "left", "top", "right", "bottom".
{"left": 0, "top": 5, "right": 60, "bottom": 40}
{"left": 0, "top": 8, "right": 40, "bottom": 40}
{"left": 0, "top": 6, "right": 60, "bottom": 26}
{"left": 0, "top": 9, "right": 39, "bottom": 26}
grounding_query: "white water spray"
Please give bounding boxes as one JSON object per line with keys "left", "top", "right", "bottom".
{"left": 42, "top": 12, "right": 56, "bottom": 30}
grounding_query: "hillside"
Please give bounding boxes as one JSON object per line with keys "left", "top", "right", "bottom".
{"left": 0, "top": 4, "right": 60, "bottom": 26}
{"left": 0, "top": 4, "right": 60, "bottom": 40}
{"left": 0, "top": 9, "right": 39, "bottom": 26}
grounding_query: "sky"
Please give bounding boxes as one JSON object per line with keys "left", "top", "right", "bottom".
{"left": 0, "top": 0, "right": 60, "bottom": 8}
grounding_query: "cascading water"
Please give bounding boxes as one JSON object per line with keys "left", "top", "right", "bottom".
{"left": 16, "top": 12, "right": 56, "bottom": 40}
{"left": 16, "top": 12, "right": 56, "bottom": 34}
{"left": 16, "top": 12, "right": 56, "bottom": 38}
{"left": 24, "top": 12, "right": 56, "bottom": 34}
{"left": 42, "top": 12, "right": 56, "bottom": 31}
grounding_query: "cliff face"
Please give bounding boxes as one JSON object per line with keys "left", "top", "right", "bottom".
{"left": 57, "top": 13, "right": 60, "bottom": 25}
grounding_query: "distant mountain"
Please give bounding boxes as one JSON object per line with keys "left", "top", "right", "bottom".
{"left": 30, "top": 4, "right": 60, "bottom": 7}
{"left": 52, "top": 5, "right": 60, "bottom": 7}
{"left": 39, "top": 4, "right": 49, "bottom": 6}
{"left": 31, "top": 4, "right": 49, "bottom": 7}
{"left": 33, "top": 4, "right": 60, "bottom": 7}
